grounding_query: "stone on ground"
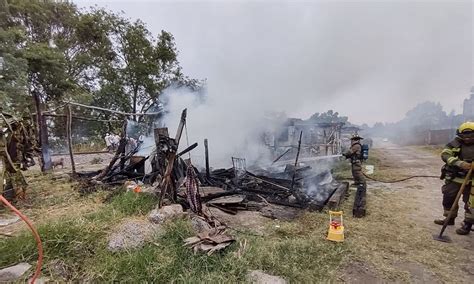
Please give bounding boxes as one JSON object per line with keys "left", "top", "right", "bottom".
{"left": 107, "top": 219, "right": 159, "bottom": 252}
{"left": 148, "top": 204, "right": 185, "bottom": 224}
{"left": 190, "top": 214, "right": 212, "bottom": 233}
{"left": 0, "top": 262, "right": 32, "bottom": 282}
{"left": 0, "top": 214, "right": 20, "bottom": 226}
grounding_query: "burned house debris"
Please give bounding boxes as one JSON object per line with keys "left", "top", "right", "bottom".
{"left": 67, "top": 106, "right": 355, "bottom": 221}
{"left": 28, "top": 100, "right": 362, "bottom": 254}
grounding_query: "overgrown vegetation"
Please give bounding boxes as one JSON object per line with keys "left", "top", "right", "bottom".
{"left": 0, "top": 0, "right": 204, "bottom": 137}
{"left": 0, "top": 169, "right": 350, "bottom": 282}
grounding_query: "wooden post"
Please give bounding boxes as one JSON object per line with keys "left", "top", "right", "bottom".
{"left": 290, "top": 131, "right": 303, "bottom": 191}
{"left": 204, "top": 138, "right": 210, "bottom": 178}
{"left": 158, "top": 109, "right": 187, "bottom": 207}
{"left": 324, "top": 129, "right": 329, "bottom": 155}
{"left": 118, "top": 120, "right": 128, "bottom": 171}
{"left": 66, "top": 105, "right": 76, "bottom": 174}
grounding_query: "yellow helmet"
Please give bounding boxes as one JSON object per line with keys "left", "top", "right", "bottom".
{"left": 457, "top": 122, "right": 474, "bottom": 134}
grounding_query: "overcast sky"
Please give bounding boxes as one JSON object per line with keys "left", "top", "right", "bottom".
{"left": 75, "top": 0, "right": 473, "bottom": 125}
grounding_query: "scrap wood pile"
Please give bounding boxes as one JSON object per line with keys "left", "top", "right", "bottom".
{"left": 66, "top": 106, "right": 360, "bottom": 255}
{"left": 194, "top": 163, "right": 349, "bottom": 214}
{"left": 71, "top": 106, "right": 350, "bottom": 216}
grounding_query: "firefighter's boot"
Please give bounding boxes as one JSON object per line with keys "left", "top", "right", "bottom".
{"left": 434, "top": 218, "right": 455, "bottom": 226}
{"left": 455, "top": 222, "right": 472, "bottom": 235}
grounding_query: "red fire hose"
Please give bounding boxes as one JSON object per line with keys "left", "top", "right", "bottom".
{"left": 0, "top": 196, "right": 43, "bottom": 284}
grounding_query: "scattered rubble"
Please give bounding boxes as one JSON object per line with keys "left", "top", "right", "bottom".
{"left": 0, "top": 262, "right": 32, "bottom": 282}
{"left": 183, "top": 226, "right": 235, "bottom": 255}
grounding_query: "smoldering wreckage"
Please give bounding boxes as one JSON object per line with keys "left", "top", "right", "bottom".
{"left": 2, "top": 104, "right": 368, "bottom": 259}
{"left": 68, "top": 107, "right": 368, "bottom": 254}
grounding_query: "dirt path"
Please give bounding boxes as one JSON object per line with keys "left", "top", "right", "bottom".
{"left": 368, "top": 141, "right": 473, "bottom": 281}
{"left": 374, "top": 142, "right": 473, "bottom": 248}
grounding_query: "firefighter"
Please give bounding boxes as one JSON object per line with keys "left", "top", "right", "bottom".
{"left": 343, "top": 133, "right": 366, "bottom": 188}
{"left": 435, "top": 121, "right": 474, "bottom": 235}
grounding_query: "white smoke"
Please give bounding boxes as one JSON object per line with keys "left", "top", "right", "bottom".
{"left": 160, "top": 85, "right": 280, "bottom": 168}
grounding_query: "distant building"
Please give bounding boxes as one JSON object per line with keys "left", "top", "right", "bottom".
{"left": 462, "top": 86, "right": 474, "bottom": 120}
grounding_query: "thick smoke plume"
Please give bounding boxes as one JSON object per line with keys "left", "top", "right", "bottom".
{"left": 160, "top": 86, "right": 278, "bottom": 168}
{"left": 76, "top": 0, "right": 473, "bottom": 126}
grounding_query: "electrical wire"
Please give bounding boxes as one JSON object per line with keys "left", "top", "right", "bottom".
{"left": 0, "top": 196, "right": 43, "bottom": 284}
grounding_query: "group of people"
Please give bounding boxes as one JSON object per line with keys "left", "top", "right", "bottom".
{"left": 1, "top": 111, "right": 38, "bottom": 203}
{"left": 104, "top": 133, "right": 141, "bottom": 153}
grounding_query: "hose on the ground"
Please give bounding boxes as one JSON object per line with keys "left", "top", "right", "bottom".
{"left": 362, "top": 172, "right": 440, "bottom": 183}
{"left": 0, "top": 196, "right": 43, "bottom": 284}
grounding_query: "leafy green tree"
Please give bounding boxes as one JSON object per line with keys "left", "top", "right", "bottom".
{"left": 1, "top": 0, "right": 202, "bottom": 123}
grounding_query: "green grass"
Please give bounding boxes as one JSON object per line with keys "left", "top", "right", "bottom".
{"left": 108, "top": 190, "right": 158, "bottom": 216}
{"left": 0, "top": 188, "right": 349, "bottom": 282}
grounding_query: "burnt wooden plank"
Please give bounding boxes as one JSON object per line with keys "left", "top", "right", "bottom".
{"left": 327, "top": 182, "right": 349, "bottom": 209}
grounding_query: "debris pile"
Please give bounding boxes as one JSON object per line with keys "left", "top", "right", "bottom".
{"left": 74, "top": 108, "right": 349, "bottom": 215}
{"left": 71, "top": 108, "right": 352, "bottom": 254}
{"left": 183, "top": 226, "right": 235, "bottom": 255}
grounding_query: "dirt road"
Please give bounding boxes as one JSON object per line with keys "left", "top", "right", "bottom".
{"left": 364, "top": 141, "right": 474, "bottom": 282}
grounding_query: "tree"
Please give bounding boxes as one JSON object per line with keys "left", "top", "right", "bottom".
{"left": 401, "top": 101, "right": 447, "bottom": 129}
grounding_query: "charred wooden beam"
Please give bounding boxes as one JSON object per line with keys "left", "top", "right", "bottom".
{"left": 327, "top": 182, "right": 349, "bottom": 209}
{"left": 272, "top": 148, "right": 291, "bottom": 164}
{"left": 177, "top": 142, "right": 198, "bottom": 158}
{"left": 291, "top": 131, "right": 303, "bottom": 190}
{"left": 158, "top": 109, "right": 187, "bottom": 207}
{"left": 245, "top": 171, "right": 291, "bottom": 193}
{"left": 204, "top": 139, "right": 210, "bottom": 178}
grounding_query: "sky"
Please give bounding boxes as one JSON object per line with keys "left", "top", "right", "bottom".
{"left": 75, "top": 0, "right": 473, "bottom": 125}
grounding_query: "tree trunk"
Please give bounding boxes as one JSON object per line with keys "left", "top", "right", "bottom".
{"left": 132, "top": 85, "right": 138, "bottom": 122}
{"left": 32, "top": 91, "right": 52, "bottom": 171}
{"left": 66, "top": 105, "right": 76, "bottom": 175}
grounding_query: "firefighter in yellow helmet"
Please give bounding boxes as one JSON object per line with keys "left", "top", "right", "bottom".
{"left": 436, "top": 121, "right": 474, "bottom": 235}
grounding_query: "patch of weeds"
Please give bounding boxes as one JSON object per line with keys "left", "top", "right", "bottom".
{"left": 109, "top": 191, "right": 158, "bottom": 216}
{"left": 245, "top": 232, "right": 348, "bottom": 282}
{"left": 85, "top": 219, "right": 247, "bottom": 282}
{"left": 0, "top": 219, "right": 105, "bottom": 280}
